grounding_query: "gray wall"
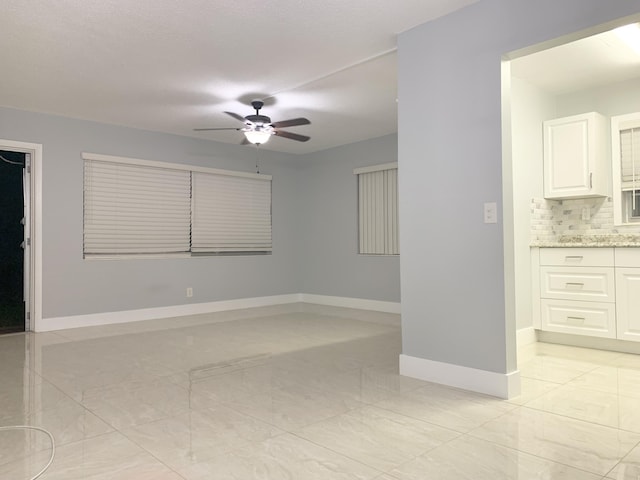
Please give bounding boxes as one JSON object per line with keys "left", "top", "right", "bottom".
{"left": 0, "top": 107, "right": 304, "bottom": 318}
{"left": 298, "top": 134, "right": 400, "bottom": 302}
{"left": 0, "top": 107, "right": 400, "bottom": 320}
{"left": 398, "top": 0, "right": 640, "bottom": 374}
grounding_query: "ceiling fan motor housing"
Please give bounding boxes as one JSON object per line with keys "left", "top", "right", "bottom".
{"left": 245, "top": 114, "right": 271, "bottom": 125}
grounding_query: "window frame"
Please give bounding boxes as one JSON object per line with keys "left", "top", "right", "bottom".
{"left": 611, "top": 113, "right": 640, "bottom": 226}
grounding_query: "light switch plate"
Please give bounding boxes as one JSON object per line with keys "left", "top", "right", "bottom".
{"left": 484, "top": 202, "right": 498, "bottom": 224}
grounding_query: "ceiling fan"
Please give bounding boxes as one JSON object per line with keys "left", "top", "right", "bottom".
{"left": 194, "top": 100, "right": 311, "bottom": 145}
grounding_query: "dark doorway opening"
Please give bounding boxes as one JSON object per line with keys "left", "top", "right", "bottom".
{"left": 0, "top": 150, "right": 26, "bottom": 334}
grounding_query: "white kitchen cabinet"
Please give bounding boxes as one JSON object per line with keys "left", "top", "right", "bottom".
{"left": 615, "top": 269, "right": 640, "bottom": 342}
{"left": 543, "top": 112, "right": 608, "bottom": 199}
{"left": 533, "top": 247, "right": 640, "bottom": 343}
{"left": 615, "top": 248, "right": 640, "bottom": 342}
{"left": 534, "top": 247, "right": 616, "bottom": 338}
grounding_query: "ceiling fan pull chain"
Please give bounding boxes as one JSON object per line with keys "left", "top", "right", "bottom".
{"left": 255, "top": 144, "right": 260, "bottom": 174}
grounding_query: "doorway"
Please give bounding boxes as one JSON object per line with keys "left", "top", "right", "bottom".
{"left": 0, "top": 150, "right": 28, "bottom": 334}
{"left": 503, "top": 18, "right": 640, "bottom": 356}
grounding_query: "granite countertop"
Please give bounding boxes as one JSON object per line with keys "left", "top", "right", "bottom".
{"left": 531, "top": 235, "right": 640, "bottom": 248}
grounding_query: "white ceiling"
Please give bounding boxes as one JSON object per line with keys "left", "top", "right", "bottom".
{"left": 1, "top": 0, "right": 479, "bottom": 155}
{"left": 511, "top": 26, "right": 640, "bottom": 95}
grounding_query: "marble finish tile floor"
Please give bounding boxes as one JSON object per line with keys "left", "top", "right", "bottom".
{"left": 1, "top": 303, "right": 640, "bottom": 479}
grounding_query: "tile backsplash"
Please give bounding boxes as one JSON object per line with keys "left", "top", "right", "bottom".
{"left": 530, "top": 196, "right": 640, "bottom": 242}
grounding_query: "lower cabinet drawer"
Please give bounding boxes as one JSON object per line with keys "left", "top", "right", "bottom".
{"left": 541, "top": 299, "right": 616, "bottom": 338}
{"left": 540, "top": 266, "right": 614, "bottom": 302}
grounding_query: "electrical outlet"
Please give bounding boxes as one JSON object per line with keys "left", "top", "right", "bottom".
{"left": 186, "top": 287, "right": 193, "bottom": 298}
{"left": 484, "top": 202, "right": 498, "bottom": 224}
{"left": 582, "top": 207, "right": 591, "bottom": 221}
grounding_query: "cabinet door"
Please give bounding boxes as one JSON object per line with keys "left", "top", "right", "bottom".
{"left": 616, "top": 268, "right": 640, "bottom": 342}
{"left": 543, "top": 113, "right": 607, "bottom": 199}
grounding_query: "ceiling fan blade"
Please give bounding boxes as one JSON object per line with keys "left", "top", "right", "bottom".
{"left": 270, "top": 117, "right": 311, "bottom": 129}
{"left": 193, "top": 127, "right": 241, "bottom": 131}
{"left": 224, "top": 111, "right": 248, "bottom": 123}
{"left": 274, "top": 130, "right": 311, "bottom": 142}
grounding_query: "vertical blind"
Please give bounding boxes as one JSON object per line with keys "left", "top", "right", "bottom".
{"left": 191, "top": 172, "right": 272, "bottom": 253}
{"left": 620, "top": 127, "right": 640, "bottom": 190}
{"left": 356, "top": 164, "right": 398, "bottom": 255}
{"left": 84, "top": 159, "right": 192, "bottom": 255}
{"left": 83, "top": 154, "right": 272, "bottom": 257}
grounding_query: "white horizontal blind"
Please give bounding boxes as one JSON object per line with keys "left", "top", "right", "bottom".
{"left": 358, "top": 167, "right": 398, "bottom": 255}
{"left": 84, "top": 159, "right": 191, "bottom": 255}
{"left": 620, "top": 127, "right": 640, "bottom": 191}
{"left": 191, "top": 172, "right": 272, "bottom": 253}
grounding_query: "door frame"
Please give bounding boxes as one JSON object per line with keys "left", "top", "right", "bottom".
{"left": 0, "top": 139, "right": 42, "bottom": 332}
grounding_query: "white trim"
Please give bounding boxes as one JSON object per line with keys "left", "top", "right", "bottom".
{"left": 299, "top": 294, "right": 401, "bottom": 314}
{"left": 0, "top": 139, "right": 42, "bottom": 332}
{"left": 531, "top": 247, "right": 541, "bottom": 330}
{"left": 537, "top": 330, "right": 640, "bottom": 355}
{"left": 399, "top": 354, "right": 521, "bottom": 399}
{"left": 37, "top": 293, "right": 401, "bottom": 332}
{"left": 82, "top": 152, "right": 272, "bottom": 180}
{"left": 353, "top": 162, "right": 398, "bottom": 175}
{"left": 516, "top": 327, "right": 537, "bottom": 347}
{"left": 37, "top": 294, "right": 301, "bottom": 332}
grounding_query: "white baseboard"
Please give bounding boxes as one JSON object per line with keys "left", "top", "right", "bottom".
{"left": 399, "top": 354, "right": 521, "bottom": 399}
{"left": 36, "top": 294, "right": 302, "bottom": 332}
{"left": 36, "top": 293, "right": 401, "bottom": 332}
{"left": 516, "top": 326, "right": 537, "bottom": 348}
{"left": 299, "top": 294, "right": 401, "bottom": 314}
{"left": 537, "top": 330, "right": 640, "bottom": 355}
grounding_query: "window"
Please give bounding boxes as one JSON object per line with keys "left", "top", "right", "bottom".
{"left": 354, "top": 162, "right": 399, "bottom": 255}
{"left": 612, "top": 113, "right": 640, "bottom": 225}
{"left": 191, "top": 171, "right": 272, "bottom": 253}
{"left": 83, "top": 153, "right": 272, "bottom": 258}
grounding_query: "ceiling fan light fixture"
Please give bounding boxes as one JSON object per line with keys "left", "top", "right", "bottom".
{"left": 244, "top": 129, "right": 272, "bottom": 144}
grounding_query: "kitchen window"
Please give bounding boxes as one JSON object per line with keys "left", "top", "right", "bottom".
{"left": 83, "top": 153, "right": 272, "bottom": 258}
{"left": 354, "top": 162, "right": 399, "bottom": 255}
{"left": 612, "top": 113, "right": 640, "bottom": 225}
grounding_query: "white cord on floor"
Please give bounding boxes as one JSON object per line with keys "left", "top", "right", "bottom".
{"left": 0, "top": 425, "right": 55, "bottom": 480}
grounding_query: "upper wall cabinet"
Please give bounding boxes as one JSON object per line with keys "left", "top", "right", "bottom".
{"left": 543, "top": 112, "right": 609, "bottom": 199}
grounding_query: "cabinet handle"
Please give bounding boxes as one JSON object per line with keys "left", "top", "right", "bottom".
{"left": 565, "top": 282, "right": 584, "bottom": 288}
{"left": 567, "top": 316, "right": 586, "bottom": 324}
{"left": 565, "top": 255, "right": 583, "bottom": 261}
{"left": 590, "top": 172, "right": 593, "bottom": 189}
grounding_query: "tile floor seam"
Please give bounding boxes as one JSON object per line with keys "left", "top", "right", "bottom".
{"left": 116, "top": 425, "right": 190, "bottom": 479}
{"left": 519, "top": 402, "right": 640, "bottom": 435}
{"left": 603, "top": 436, "right": 640, "bottom": 478}
{"left": 460, "top": 429, "right": 620, "bottom": 478}
{"left": 0, "top": 380, "right": 117, "bottom": 450}
{"left": 364, "top": 401, "right": 477, "bottom": 435}
{"left": 466, "top": 405, "right": 640, "bottom": 477}
{"left": 286, "top": 429, "right": 390, "bottom": 476}
{"left": 288, "top": 404, "right": 464, "bottom": 474}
